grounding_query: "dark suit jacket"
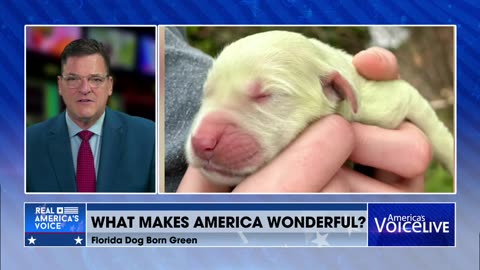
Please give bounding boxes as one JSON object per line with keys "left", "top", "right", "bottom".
{"left": 26, "top": 108, "right": 156, "bottom": 192}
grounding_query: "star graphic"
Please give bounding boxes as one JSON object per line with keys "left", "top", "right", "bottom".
{"left": 312, "top": 232, "right": 329, "bottom": 247}
{"left": 74, "top": 236, "right": 83, "bottom": 245}
{"left": 27, "top": 236, "right": 36, "bottom": 245}
{"left": 347, "top": 226, "right": 362, "bottom": 236}
{"left": 237, "top": 231, "right": 248, "bottom": 244}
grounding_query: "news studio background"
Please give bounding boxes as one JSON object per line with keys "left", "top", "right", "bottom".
{"left": 26, "top": 26, "right": 156, "bottom": 126}
{"left": 2, "top": 1, "right": 479, "bottom": 270}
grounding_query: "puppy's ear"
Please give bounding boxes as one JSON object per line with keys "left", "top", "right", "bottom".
{"left": 321, "top": 71, "right": 358, "bottom": 114}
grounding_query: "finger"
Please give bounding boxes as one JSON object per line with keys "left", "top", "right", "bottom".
{"left": 233, "top": 115, "right": 354, "bottom": 193}
{"left": 371, "top": 169, "right": 425, "bottom": 192}
{"left": 353, "top": 47, "right": 399, "bottom": 81}
{"left": 177, "top": 166, "right": 232, "bottom": 192}
{"left": 372, "top": 169, "right": 402, "bottom": 184}
{"left": 390, "top": 174, "right": 424, "bottom": 192}
{"left": 321, "top": 171, "right": 352, "bottom": 192}
{"left": 350, "top": 122, "right": 432, "bottom": 178}
{"left": 334, "top": 167, "right": 405, "bottom": 193}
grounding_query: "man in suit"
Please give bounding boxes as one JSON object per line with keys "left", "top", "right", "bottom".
{"left": 27, "top": 39, "right": 155, "bottom": 193}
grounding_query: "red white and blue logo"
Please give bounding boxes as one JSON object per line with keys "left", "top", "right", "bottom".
{"left": 25, "top": 203, "right": 86, "bottom": 247}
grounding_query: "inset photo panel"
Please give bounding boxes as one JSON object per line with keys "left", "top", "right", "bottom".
{"left": 164, "top": 26, "right": 454, "bottom": 194}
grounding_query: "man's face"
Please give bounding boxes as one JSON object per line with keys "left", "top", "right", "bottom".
{"left": 58, "top": 54, "right": 113, "bottom": 129}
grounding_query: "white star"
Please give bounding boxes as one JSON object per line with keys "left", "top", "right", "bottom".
{"left": 28, "top": 236, "right": 36, "bottom": 245}
{"left": 74, "top": 236, "right": 83, "bottom": 245}
{"left": 347, "top": 226, "right": 362, "bottom": 236}
{"left": 237, "top": 231, "right": 248, "bottom": 244}
{"left": 312, "top": 232, "right": 329, "bottom": 247}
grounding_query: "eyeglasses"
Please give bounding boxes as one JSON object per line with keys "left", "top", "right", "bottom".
{"left": 61, "top": 74, "right": 110, "bottom": 88}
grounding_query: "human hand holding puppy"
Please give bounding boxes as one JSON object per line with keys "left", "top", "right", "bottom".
{"left": 177, "top": 47, "right": 432, "bottom": 193}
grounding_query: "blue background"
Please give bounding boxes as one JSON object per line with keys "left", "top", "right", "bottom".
{"left": 2, "top": 0, "right": 478, "bottom": 269}
{"left": 25, "top": 233, "right": 86, "bottom": 247}
{"left": 368, "top": 203, "right": 455, "bottom": 246}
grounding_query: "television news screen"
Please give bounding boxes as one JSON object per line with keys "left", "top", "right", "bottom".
{"left": 87, "top": 27, "right": 137, "bottom": 72}
{"left": 26, "top": 26, "right": 82, "bottom": 57}
{"left": 2, "top": 1, "right": 479, "bottom": 269}
{"left": 138, "top": 35, "right": 156, "bottom": 76}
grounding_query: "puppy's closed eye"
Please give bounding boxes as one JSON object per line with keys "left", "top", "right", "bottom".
{"left": 247, "top": 80, "right": 271, "bottom": 103}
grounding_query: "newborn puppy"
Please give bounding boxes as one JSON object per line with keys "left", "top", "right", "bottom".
{"left": 185, "top": 30, "right": 454, "bottom": 186}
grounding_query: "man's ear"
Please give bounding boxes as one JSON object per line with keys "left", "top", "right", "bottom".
{"left": 108, "top": 76, "right": 113, "bottom": 96}
{"left": 321, "top": 71, "right": 358, "bottom": 114}
{"left": 57, "top": 76, "right": 63, "bottom": 97}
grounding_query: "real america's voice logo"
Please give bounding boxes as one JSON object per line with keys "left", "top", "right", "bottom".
{"left": 25, "top": 203, "right": 86, "bottom": 246}
{"left": 34, "top": 206, "right": 80, "bottom": 229}
{"left": 368, "top": 203, "right": 455, "bottom": 246}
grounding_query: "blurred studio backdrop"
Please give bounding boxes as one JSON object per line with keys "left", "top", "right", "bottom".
{"left": 185, "top": 26, "right": 454, "bottom": 192}
{"left": 26, "top": 26, "right": 156, "bottom": 126}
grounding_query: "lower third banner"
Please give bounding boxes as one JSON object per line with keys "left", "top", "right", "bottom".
{"left": 24, "top": 202, "right": 455, "bottom": 247}
{"left": 86, "top": 203, "right": 367, "bottom": 247}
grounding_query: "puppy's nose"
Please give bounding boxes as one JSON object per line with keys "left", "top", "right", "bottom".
{"left": 191, "top": 135, "right": 218, "bottom": 160}
{"left": 190, "top": 111, "right": 234, "bottom": 160}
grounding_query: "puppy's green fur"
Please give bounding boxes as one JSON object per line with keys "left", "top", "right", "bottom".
{"left": 187, "top": 30, "right": 453, "bottom": 185}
